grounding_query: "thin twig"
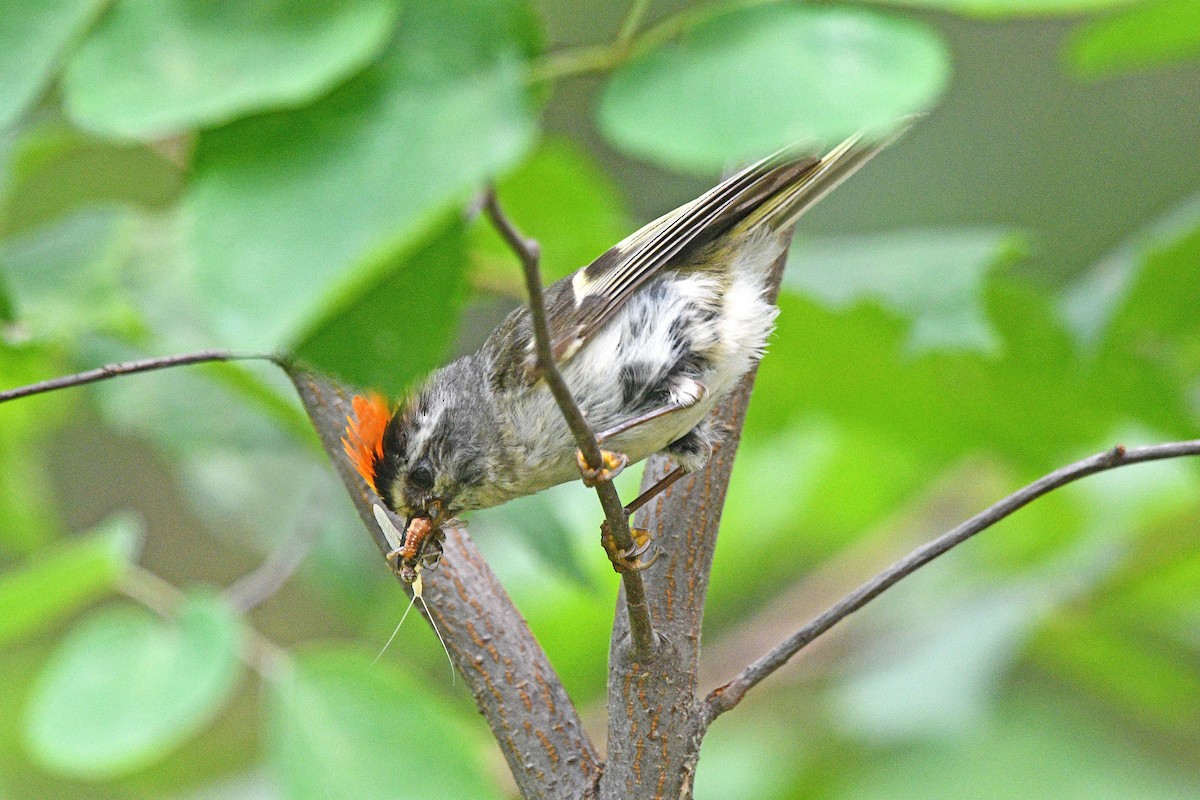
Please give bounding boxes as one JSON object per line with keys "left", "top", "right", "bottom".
{"left": 0, "top": 350, "right": 282, "bottom": 404}
{"left": 616, "top": 0, "right": 652, "bottom": 46}
{"left": 482, "top": 186, "right": 658, "bottom": 659}
{"left": 225, "top": 479, "right": 328, "bottom": 612}
{"left": 118, "top": 564, "right": 183, "bottom": 618}
{"left": 703, "top": 440, "right": 1200, "bottom": 723}
{"left": 120, "top": 564, "right": 289, "bottom": 678}
{"left": 527, "top": 0, "right": 774, "bottom": 84}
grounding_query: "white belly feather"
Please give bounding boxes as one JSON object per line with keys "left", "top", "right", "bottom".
{"left": 503, "top": 234, "right": 783, "bottom": 493}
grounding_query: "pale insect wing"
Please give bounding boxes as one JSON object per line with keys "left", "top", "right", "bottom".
{"left": 373, "top": 503, "right": 405, "bottom": 552}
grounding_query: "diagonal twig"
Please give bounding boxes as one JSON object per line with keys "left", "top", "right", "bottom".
{"left": 615, "top": 0, "right": 652, "bottom": 46}
{"left": 482, "top": 186, "right": 658, "bottom": 660}
{"left": 0, "top": 350, "right": 281, "bottom": 404}
{"left": 224, "top": 478, "right": 329, "bottom": 612}
{"left": 703, "top": 439, "right": 1200, "bottom": 723}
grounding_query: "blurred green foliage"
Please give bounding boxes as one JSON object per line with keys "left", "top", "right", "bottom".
{"left": 1068, "top": 0, "right": 1200, "bottom": 76}
{"left": 62, "top": 0, "right": 401, "bottom": 138}
{"left": 599, "top": 5, "right": 949, "bottom": 171}
{"left": 0, "top": 0, "right": 1198, "bottom": 798}
{"left": 266, "top": 649, "right": 500, "bottom": 800}
{"left": 24, "top": 593, "right": 243, "bottom": 780}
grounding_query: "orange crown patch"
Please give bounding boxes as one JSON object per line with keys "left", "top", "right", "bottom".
{"left": 342, "top": 392, "right": 390, "bottom": 494}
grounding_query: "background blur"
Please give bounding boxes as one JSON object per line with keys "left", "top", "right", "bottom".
{"left": 2, "top": 0, "right": 1199, "bottom": 798}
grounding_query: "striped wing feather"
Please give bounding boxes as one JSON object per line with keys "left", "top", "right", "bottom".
{"left": 485, "top": 128, "right": 906, "bottom": 390}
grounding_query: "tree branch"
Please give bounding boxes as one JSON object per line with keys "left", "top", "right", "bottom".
{"left": 597, "top": 243, "right": 792, "bottom": 800}
{"left": 703, "top": 439, "right": 1200, "bottom": 722}
{"left": 482, "top": 186, "right": 658, "bottom": 660}
{"left": 0, "top": 350, "right": 281, "bottom": 404}
{"left": 289, "top": 368, "right": 601, "bottom": 800}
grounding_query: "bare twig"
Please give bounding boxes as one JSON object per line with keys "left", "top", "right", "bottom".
{"left": 225, "top": 480, "right": 328, "bottom": 612}
{"left": 120, "top": 565, "right": 289, "bottom": 678}
{"left": 528, "top": 0, "right": 764, "bottom": 84}
{"left": 0, "top": 349, "right": 281, "bottom": 404}
{"left": 616, "top": 0, "right": 652, "bottom": 46}
{"left": 703, "top": 440, "right": 1200, "bottom": 722}
{"left": 482, "top": 187, "right": 658, "bottom": 659}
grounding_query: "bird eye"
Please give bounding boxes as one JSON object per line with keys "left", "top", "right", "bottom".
{"left": 409, "top": 464, "right": 434, "bottom": 491}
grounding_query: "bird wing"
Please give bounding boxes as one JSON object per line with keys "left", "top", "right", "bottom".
{"left": 485, "top": 129, "right": 905, "bottom": 390}
{"left": 541, "top": 150, "right": 820, "bottom": 368}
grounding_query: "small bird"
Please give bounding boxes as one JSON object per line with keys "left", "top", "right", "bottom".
{"left": 343, "top": 129, "right": 901, "bottom": 580}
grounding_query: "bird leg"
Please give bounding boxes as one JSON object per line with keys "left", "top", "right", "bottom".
{"left": 599, "top": 465, "right": 689, "bottom": 572}
{"left": 624, "top": 465, "right": 689, "bottom": 515}
{"left": 575, "top": 384, "right": 707, "bottom": 488}
{"left": 583, "top": 388, "right": 710, "bottom": 572}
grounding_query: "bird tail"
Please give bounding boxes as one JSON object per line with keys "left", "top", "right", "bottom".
{"left": 733, "top": 120, "right": 915, "bottom": 237}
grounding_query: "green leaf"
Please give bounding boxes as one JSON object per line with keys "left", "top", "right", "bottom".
{"left": 63, "top": 0, "right": 400, "bottom": 139}
{"left": 184, "top": 0, "right": 539, "bottom": 350}
{"left": 1032, "top": 615, "right": 1200, "bottom": 731}
{"left": 1068, "top": 0, "right": 1200, "bottom": 77}
{"left": 1061, "top": 193, "right": 1200, "bottom": 347}
{"left": 1103, "top": 513, "right": 1200, "bottom": 640}
{"left": 0, "top": 514, "right": 140, "bottom": 648}
{"left": 0, "top": 122, "right": 183, "bottom": 237}
{"left": 0, "top": 277, "right": 13, "bottom": 322}
{"left": 784, "top": 228, "right": 1025, "bottom": 354}
{"left": 474, "top": 486, "right": 596, "bottom": 589}
{"left": 0, "top": 343, "right": 73, "bottom": 555}
{"left": 470, "top": 137, "right": 632, "bottom": 286}
{"left": 0, "top": 208, "right": 143, "bottom": 342}
{"left": 24, "top": 593, "right": 243, "bottom": 778}
{"left": 598, "top": 5, "right": 948, "bottom": 172}
{"left": 293, "top": 215, "right": 471, "bottom": 397}
{"left": 1103, "top": 222, "right": 1200, "bottom": 374}
{"left": 840, "top": 690, "right": 1200, "bottom": 798}
{"left": 751, "top": 281, "right": 1133, "bottom": 473}
{"left": 0, "top": 0, "right": 107, "bottom": 131}
{"left": 873, "top": 0, "right": 1135, "bottom": 17}
{"left": 708, "top": 419, "right": 939, "bottom": 629}
{"left": 266, "top": 648, "right": 500, "bottom": 800}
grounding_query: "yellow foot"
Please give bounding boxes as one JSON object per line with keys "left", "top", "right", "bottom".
{"left": 600, "top": 523, "right": 660, "bottom": 573}
{"left": 577, "top": 448, "right": 628, "bottom": 487}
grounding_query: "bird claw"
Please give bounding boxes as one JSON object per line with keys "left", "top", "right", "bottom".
{"left": 600, "top": 522, "right": 659, "bottom": 573}
{"left": 577, "top": 448, "right": 628, "bottom": 487}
